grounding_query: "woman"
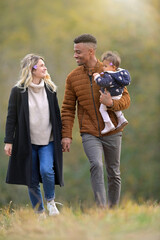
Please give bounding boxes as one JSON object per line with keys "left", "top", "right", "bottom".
{"left": 4, "top": 54, "right": 63, "bottom": 216}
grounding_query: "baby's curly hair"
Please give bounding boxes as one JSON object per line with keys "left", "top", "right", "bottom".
{"left": 101, "top": 51, "right": 121, "bottom": 68}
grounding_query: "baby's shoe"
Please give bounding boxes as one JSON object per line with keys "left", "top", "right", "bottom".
{"left": 116, "top": 115, "right": 128, "bottom": 131}
{"left": 101, "top": 122, "right": 115, "bottom": 134}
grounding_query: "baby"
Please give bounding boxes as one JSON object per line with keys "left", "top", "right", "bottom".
{"left": 93, "top": 51, "right": 131, "bottom": 134}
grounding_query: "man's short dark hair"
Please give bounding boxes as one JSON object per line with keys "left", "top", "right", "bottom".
{"left": 74, "top": 34, "right": 97, "bottom": 44}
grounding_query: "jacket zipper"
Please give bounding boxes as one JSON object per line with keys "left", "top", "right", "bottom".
{"left": 89, "top": 75, "right": 101, "bottom": 136}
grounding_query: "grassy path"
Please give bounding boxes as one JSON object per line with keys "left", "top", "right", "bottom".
{"left": 0, "top": 201, "right": 160, "bottom": 240}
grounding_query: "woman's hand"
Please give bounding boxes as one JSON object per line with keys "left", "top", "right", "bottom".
{"left": 4, "top": 143, "right": 12, "bottom": 156}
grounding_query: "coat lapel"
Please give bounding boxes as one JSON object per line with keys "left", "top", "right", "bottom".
{"left": 45, "top": 85, "right": 55, "bottom": 117}
{"left": 21, "top": 89, "right": 30, "bottom": 131}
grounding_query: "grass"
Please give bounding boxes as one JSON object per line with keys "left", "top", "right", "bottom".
{"left": 0, "top": 201, "right": 160, "bottom": 240}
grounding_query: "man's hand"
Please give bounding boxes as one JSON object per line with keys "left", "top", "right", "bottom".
{"left": 99, "top": 89, "right": 113, "bottom": 107}
{"left": 4, "top": 143, "right": 12, "bottom": 156}
{"left": 61, "top": 138, "right": 72, "bottom": 152}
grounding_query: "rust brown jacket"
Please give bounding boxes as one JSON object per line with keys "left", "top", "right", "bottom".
{"left": 61, "top": 60, "right": 130, "bottom": 139}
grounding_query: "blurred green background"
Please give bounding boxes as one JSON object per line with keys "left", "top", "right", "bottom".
{"left": 0, "top": 0, "right": 160, "bottom": 207}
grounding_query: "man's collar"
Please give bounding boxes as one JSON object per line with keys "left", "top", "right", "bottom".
{"left": 83, "top": 60, "right": 102, "bottom": 75}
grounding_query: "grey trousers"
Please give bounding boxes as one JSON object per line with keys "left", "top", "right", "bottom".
{"left": 82, "top": 132, "right": 122, "bottom": 208}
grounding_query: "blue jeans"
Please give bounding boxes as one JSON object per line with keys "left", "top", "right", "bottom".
{"left": 28, "top": 141, "right": 55, "bottom": 212}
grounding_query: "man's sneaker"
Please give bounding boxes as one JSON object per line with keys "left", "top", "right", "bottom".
{"left": 101, "top": 121, "right": 115, "bottom": 134}
{"left": 47, "top": 200, "right": 59, "bottom": 216}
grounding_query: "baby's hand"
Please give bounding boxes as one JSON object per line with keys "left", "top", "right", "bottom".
{"left": 93, "top": 73, "right": 99, "bottom": 78}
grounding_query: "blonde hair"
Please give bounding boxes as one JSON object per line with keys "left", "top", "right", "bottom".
{"left": 16, "top": 53, "right": 57, "bottom": 92}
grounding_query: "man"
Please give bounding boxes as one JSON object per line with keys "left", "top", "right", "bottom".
{"left": 61, "top": 34, "right": 130, "bottom": 208}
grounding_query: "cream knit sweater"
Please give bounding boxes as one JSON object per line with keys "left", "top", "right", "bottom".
{"left": 28, "top": 80, "right": 53, "bottom": 145}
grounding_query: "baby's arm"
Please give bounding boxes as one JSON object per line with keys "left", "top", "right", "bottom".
{"left": 93, "top": 72, "right": 112, "bottom": 88}
{"left": 114, "top": 70, "right": 131, "bottom": 86}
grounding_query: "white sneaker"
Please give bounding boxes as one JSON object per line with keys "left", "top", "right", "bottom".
{"left": 38, "top": 211, "right": 47, "bottom": 220}
{"left": 47, "top": 200, "right": 59, "bottom": 216}
{"left": 101, "top": 121, "right": 115, "bottom": 134}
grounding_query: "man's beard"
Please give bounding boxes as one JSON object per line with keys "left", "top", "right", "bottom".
{"left": 77, "top": 62, "right": 84, "bottom": 66}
